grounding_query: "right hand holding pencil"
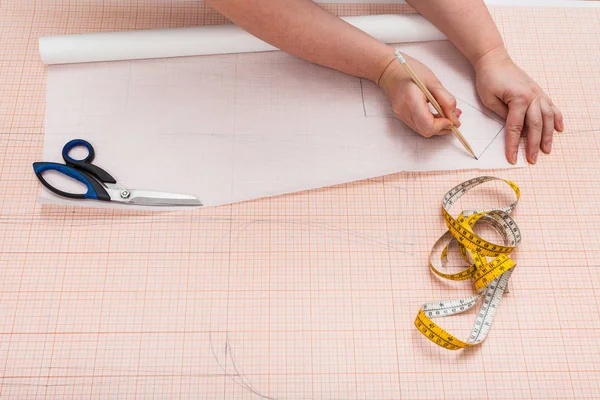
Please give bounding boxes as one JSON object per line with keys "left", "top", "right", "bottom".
{"left": 377, "top": 52, "right": 463, "bottom": 139}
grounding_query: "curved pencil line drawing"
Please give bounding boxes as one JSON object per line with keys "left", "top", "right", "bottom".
{"left": 209, "top": 218, "right": 416, "bottom": 257}
{"left": 209, "top": 332, "right": 280, "bottom": 400}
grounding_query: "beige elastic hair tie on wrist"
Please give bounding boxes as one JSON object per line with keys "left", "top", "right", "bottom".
{"left": 376, "top": 56, "right": 397, "bottom": 87}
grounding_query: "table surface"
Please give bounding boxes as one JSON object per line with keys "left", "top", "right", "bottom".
{"left": 1, "top": 1, "right": 600, "bottom": 399}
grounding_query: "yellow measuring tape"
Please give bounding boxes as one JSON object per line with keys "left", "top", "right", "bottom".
{"left": 415, "top": 176, "right": 521, "bottom": 350}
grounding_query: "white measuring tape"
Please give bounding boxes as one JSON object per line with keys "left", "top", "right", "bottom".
{"left": 415, "top": 176, "right": 521, "bottom": 350}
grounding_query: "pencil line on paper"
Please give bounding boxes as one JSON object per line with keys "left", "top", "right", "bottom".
{"left": 209, "top": 332, "right": 279, "bottom": 400}
{"left": 454, "top": 95, "right": 505, "bottom": 125}
{"left": 359, "top": 78, "right": 367, "bottom": 117}
{"left": 477, "top": 124, "right": 505, "bottom": 159}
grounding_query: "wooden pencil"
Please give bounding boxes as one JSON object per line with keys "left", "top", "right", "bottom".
{"left": 393, "top": 50, "right": 478, "bottom": 160}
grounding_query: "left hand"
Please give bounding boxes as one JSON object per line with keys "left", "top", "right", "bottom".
{"left": 474, "top": 47, "right": 564, "bottom": 164}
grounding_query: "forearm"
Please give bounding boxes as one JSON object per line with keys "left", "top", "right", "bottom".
{"left": 205, "top": 0, "right": 395, "bottom": 82}
{"left": 406, "top": 0, "right": 507, "bottom": 67}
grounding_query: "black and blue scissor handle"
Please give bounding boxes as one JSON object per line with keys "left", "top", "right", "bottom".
{"left": 33, "top": 139, "right": 117, "bottom": 202}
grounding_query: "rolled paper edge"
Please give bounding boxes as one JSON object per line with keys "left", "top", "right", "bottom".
{"left": 39, "top": 14, "right": 447, "bottom": 65}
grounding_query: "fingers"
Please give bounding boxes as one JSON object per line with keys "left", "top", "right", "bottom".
{"left": 391, "top": 84, "right": 454, "bottom": 138}
{"left": 553, "top": 105, "right": 564, "bottom": 132}
{"left": 505, "top": 98, "right": 528, "bottom": 164}
{"left": 506, "top": 94, "right": 564, "bottom": 164}
{"left": 546, "top": 97, "right": 564, "bottom": 132}
{"left": 429, "top": 85, "right": 461, "bottom": 127}
{"left": 540, "top": 99, "right": 554, "bottom": 154}
{"left": 410, "top": 93, "right": 453, "bottom": 137}
{"left": 525, "top": 97, "right": 543, "bottom": 164}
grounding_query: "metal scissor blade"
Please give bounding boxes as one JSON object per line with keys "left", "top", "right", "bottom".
{"left": 108, "top": 189, "right": 203, "bottom": 207}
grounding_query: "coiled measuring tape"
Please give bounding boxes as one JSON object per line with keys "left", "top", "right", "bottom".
{"left": 415, "top": 176, "right": 521, "bottom": 350}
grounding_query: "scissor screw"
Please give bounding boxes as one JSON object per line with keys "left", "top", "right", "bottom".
{"left": 120, "top": 190, "right": 131, "bottom": 199}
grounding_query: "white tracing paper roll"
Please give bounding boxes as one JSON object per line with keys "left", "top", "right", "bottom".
{"left": 39, "top": 14, "right": 521, "bottom": 209}
{"left": 39, "top": 14, "right": 446, "bottom": 65}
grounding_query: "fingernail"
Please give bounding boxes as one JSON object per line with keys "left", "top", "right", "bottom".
{"left": 510, "top": 151, "right": 518, "bottom": 164}
{"left": 544, "top": 140, "right": 552, "bottom": 153}
{"left": 531, "top": 151, "right": 538, "bottom": 164}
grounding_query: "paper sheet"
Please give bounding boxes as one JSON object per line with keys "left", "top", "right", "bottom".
{"left": 40, "top": 15, "right": 518, "bottom": 208}
{"left": 5, "top": 1, "right": 600, "bottom": 399}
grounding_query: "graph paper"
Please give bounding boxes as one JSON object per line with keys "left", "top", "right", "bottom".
{"left": 1, "top": 1, "right": 600, "bottom": 398}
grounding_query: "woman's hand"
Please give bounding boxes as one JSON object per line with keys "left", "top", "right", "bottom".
{"left": 474, "top": 47, "right": 564, "bottom": 164}
{"left": 378, "top": 53, "right": 462, "bottom": 138}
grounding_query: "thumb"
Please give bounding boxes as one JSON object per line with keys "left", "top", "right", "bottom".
{"left": 429, "top": 85, "right": 460, "bottom": 127}
{"left": 480, "top": 93, "right": 509, "bottom": 120}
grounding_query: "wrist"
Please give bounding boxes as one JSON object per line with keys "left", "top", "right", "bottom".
{"left": 376, "top": 52, "right": 410, "bottom": 95}
{"left": 473, "top": 43, "right": 512, "bottom": 72}
{"left": 369, "top": 47, "right": 400, "bottom": 85}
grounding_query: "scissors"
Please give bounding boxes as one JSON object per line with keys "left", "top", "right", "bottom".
{"left": 33, "top": 139, "right": 202, "bottom": 207}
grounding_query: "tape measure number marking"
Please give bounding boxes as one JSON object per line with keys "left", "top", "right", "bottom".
{"left": 415, "top": 176, "right": 521, "bottom": 350}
